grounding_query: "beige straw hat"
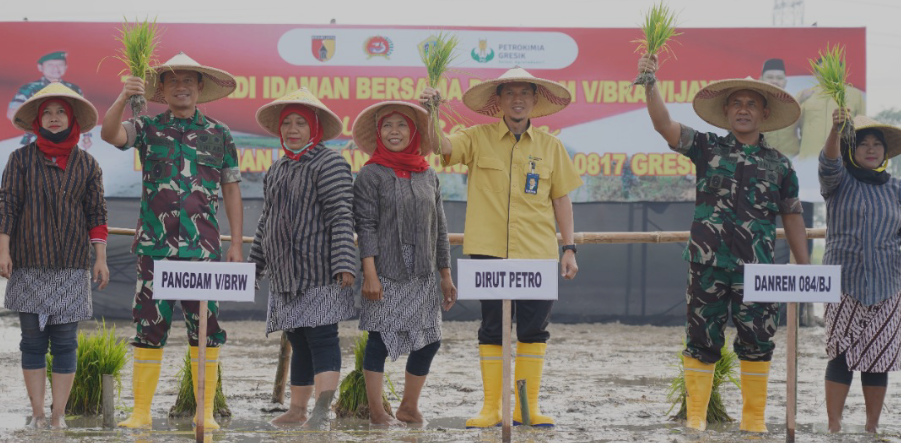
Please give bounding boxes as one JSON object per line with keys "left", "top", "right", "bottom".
{"left": 853, "top": 115, "right": 901, "bottom": 160}
{"left": 145, "top": 52, "right": 237, "bottom": 104}
{"left": 352, "top": 101, "right": 431, "bottom": 155}
{"left": 12, "top": 83, "right": 98, "bottom": 133}
{"left": 462, "top": 66, "right": 572, "bottom": 119}
{"left": 255, "top": 87, "right": 343, "bottom": 141}
{"left": 692, "top": 77, "right": 800, "bottom": 132}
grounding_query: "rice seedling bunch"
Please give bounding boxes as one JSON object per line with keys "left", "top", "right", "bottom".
{"left": 111, "top": 17, "right": 161, "bottom": 117}
{"left": 420, "top": 33, "right": 460, "bottom": 148}
{"left": 46, "top": 320, "right": 129, "bottom": 415}
{"left": 810, "top": 44, "right": 855, "bottom": 148}
{"left": 666, "top": 338, "right": 740, "bottom": 423}
{"left": 335, "top": 333, "right": 394, "bottom": 418}
{"left": 168, "top": 349, "right": 231, "bottom": 418}
{"left": 632, "top": 1, "right": 682, "bottom": 86}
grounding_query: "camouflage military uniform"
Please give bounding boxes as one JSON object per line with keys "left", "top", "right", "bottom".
{"left": 118, "top": 109, "right": 241, "bottom": 348}
{"left": 9, "top": 78, "right": 84, "bottom": 145}
{"left": 674, "top": 124, "right": 802, "bottom": 363}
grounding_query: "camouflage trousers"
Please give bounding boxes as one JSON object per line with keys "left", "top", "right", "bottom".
{"left": 131, "top": 255, "right": 227, "bottom": 348}
{"left": 684, "top": 262, "right": 780, "bottom": 364}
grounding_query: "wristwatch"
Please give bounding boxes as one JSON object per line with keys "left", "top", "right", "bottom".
{"left": 562, "top": 245, "right": 577, "bottom": 254}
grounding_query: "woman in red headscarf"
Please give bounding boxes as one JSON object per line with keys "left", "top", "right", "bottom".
{"left": 2, "top": 84, "right": 108, "bottom": 429}
{"left": 352, "top": 101, "right": 457, "bottom": 425}
{"left": 250, "top": 88, "right": 356, "bottom": 428}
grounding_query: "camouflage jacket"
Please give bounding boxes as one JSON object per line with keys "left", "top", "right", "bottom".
{"left": 118, "top": 109, "right": 241, "bottom": 259}
{"left": 673, "top": 124, "right": 802, "bottom": 270}
{"left": 10, "top": 78, "right": 85, "bottom": 144}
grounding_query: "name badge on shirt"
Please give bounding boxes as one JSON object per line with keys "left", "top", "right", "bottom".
{"left": 525, "top": 173, "right": 540, "bottom": 194}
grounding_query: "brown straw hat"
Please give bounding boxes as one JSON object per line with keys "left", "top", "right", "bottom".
{"left": 352, "top": 101, "right": 431, "bottom": 155}
{"left": 854, "top": 115, "right": 901, "bottom": 160}
{"left": 692, "top": 77, "right": 801, "bottom": 132}
{"left": 255, "top": 87, "right": 343, "bottom": 141}
{"left": 12, "top": 83, "right": 98, "bottom": 133}
{"left": 462, "top": 66, "right": 572, "bottom": 119}
{"left": 145, "top": 52, "right": 237, "bottom": 104}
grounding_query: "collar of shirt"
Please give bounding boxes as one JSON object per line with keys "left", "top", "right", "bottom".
{"left": 723, "top": 131, "right": 776, "bottom": 151}
{"left": 495, "top": 119, "right": 534, "bottom": 143}
{"left": 158, "top": 108, "right": 207, "bottom": 128}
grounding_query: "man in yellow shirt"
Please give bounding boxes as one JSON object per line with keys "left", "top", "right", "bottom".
{"left": 796, "top": 61, "right": 866, "bottom": 159}
{"left": 759, "top": 58, "right": 801, "bottom": 158}
{"left": 421, "top": 67, "right": 583, "bottom": 428}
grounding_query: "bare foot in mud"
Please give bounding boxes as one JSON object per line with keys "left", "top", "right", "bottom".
{"left": 50, "top": 413, "right": 67, "bottom": 430}
{"left": 395, "top": 406, "right": 423, "bottom": 424}
{"left": 271, "top": 407, "right": 307, "bottom": 426}
{"left": 301, "top": 390, "right": 335, "bottom": 430}
{"left": 370, "top": 411, "right": 405, "bottom": 427}
{"left": 27, "top": 416, "right": 46, "bottom": 429}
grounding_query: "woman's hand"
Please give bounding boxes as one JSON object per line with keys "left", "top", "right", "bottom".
{"left": 440, "top": 270, "right": 457, "bottom": 311}
{"left": 362, "top": 274, "right": 383, "bottom": 301}
{"left": 338, "top": 271, "right": 355, "bottom": 288}
{"left": 0, "top": 250, "right": 11, "bottom": 279}
{"left": 93, "top": 259, "right": 109, "bottom": 290}
{"left": 832, "top": 107, "right": 852, "bottom": 130}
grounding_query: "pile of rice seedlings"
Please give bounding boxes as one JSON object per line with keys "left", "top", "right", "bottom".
{"left": 666, "top": 339, "right": 740, "bottom": 423}
{"left": 167, "top": 348, "right": 231, "bottom": 419}
{"left": 420, "top": 32, "right": 460, "bottom": 149}
{"left": 334, "top": 333, "right": 396, "bottom": 418}
{"left": 632, "top": 1, "right": 682, "bottom": 86}
{"left": 111, "top": 17, "right": 161, "bottom": 117}
{"left": 46, "top": 320, "right": 129, "bottom": 415}
{"left": 810, "top": 44, "right": 854, "bottom": 148}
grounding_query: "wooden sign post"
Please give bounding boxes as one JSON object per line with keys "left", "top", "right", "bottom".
{"left": 744, "top": 263, "right": 840, "bottom": 443}
{"left": 152, "top": 260, "right": 256, "bottom": 442}
{"left": 458, "top": 259, "right": 558, "bottom": 443}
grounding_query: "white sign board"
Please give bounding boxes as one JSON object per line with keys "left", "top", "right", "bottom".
{"left": 457, "top": 259, "right": 558, "bottom": 300}
{"left": 743, "top": 264, "right": 841, "bottom": 303}
{"left": 152, "top": 261, "right": 256, "bottom": 302}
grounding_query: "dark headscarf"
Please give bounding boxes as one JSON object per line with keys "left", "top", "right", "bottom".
{"left": 842, "top": 128, "right": 891, "bottom": 186}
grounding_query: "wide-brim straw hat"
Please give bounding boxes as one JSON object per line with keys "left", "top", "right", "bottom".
{"left": 853, "top": 115, "right": 901, "bottom": 160}
{"left": 693, "top": 76, "right": 800, "bottom": 132}
{"left": 145, "top": 52, "right": 237, "bottom": 104}
{"left": 255, "top": 87, "right": 343, "bottom": 141}
{"left": 13, "top": 82, "right": 98, "bottom": 133}
{"left": 462, "top": 67, "right": 572, "bottom": 119}
{"left": 352, "top": 101, "right": 432, "bottom": 155}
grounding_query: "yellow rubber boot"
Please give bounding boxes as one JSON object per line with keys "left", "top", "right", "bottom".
{"left": 739, "top": 360, "right": 771, "bottom": 433}
{"left": 513, "top": 342, "right": 555, "bottom": 427}
{"left": 190, "top": 346, "right": 221, "bottom": 430}
{"left": 683, "top": 355, "right": 715, "bottom": 431}
{"left": 118, "top": 347, "right": 163, "bottom": 428}
{"left": 465, "top": 345, "right": 504, "bottom": 428}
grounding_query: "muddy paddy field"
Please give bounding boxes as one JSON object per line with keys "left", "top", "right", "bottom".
{"left": 0, "top": 310, "right": 900, "bottom": 442}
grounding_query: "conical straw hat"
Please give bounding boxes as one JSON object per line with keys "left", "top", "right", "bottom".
{"left": 853, "top": 115, "right": 901, "bottom": 160}
{"left": 255, "top": 88, "right": 343, "bottom": 141}
{"left": 352, "top": 101, "right": 432, "bottom": 155}
{"left": 12, "top": 83, "right": 98, "bottom": 133}
{"left": 145, "top": 52, "right": 237, "bottom": 104}
{"left": 462, "top": 66, "right": 571, "bottom": 118}
{"left": 692, "top": 77, "right": 800, "bottom": 132}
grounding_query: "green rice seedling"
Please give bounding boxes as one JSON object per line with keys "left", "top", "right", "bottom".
{"left": 420, "top": 32, "right": 460, "bottom": 149}
{"left": 810, "top": 44, "right": 855, "bottom": 148}
{"left": 335, "top": 333, "right": 394, "bottom": 418}
{"left": 666, "top": 338, "right": 740, "bottom": 423}
{"left": 632, "top": 1, "right": 682, "bottom": 86}
{"left": 46, "top": 320, "right": 129, "bottom": 415}
{"left": 110, "top": 17, "right": 161, "bottom": 117}
{"left": 168, "top": 349, "right": 231, "bottom": 419}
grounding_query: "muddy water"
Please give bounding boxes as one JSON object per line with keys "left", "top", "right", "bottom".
{"left": 0, "top": 312, "right": 899, "bottom": 442}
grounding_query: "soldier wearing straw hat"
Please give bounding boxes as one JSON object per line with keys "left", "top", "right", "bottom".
{"left": 420, "top": 67, "right": 583, "bottom": 428}
{"left": 100, "top": 52, "right": 244, "bottom": 430}
{"left": 638, "top": 54, "right": 811, "bottom": 433}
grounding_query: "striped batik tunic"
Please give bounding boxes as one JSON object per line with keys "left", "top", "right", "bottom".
{"left": 249, "top": 144, "right": 357, "bottom": 293}
{"left": 820, "top": 151, "right": 901, "bottom": 371}
{"left": 4, "top": 268, "right": 92, "bottom": 331}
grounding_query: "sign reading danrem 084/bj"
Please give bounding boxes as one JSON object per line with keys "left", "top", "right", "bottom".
{"left": 0, "top": 23, "right": 865, "bottom": 203}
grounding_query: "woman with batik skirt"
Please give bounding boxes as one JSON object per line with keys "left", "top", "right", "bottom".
{"left": 820, "top": 111, "right": 901, "bottom": 433}
{"left": 249, "top": 88, "right": 356, "bottom": 428}
{"left": 352, "top": 101, "right": 457, "bottom": 425}
{"left": 1, "top": 83, "right": 109, "bottom": 429}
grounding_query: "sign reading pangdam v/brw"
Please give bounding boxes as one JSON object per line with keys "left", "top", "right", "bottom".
{"left": 0, "top": 23, "right": 865, "bottom": 202}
